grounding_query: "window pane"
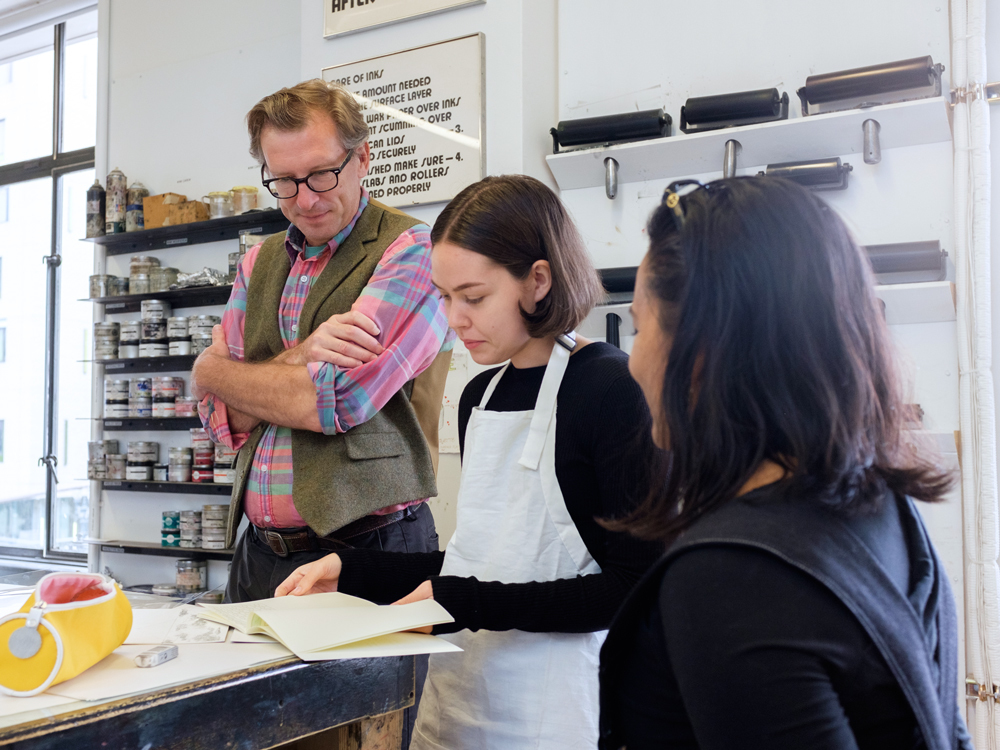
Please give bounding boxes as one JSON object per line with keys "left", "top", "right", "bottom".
{"left": 0, "top": 177, "right": 50, "bottom": 549}
{"left": 51, "top": 168, "right": 93, "bottom": 554}
{"left": 0, "top": 27, "right": 54, "bottom": 167}
{"left": 61, "top": 14, "right": 97, "bottom": 153}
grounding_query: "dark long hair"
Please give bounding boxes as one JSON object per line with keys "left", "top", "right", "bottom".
{"left": 617, "top": 176, "right": 954, "bottom": 543}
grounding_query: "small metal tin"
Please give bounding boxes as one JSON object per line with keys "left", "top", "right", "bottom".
{"left": 130, "top": 378, "right": 152, "bottom": 397}
{"left": 168, "top": 465, "right": 192, "bottom": 483}
{"left": 139, "top": 342, "right": 168, "bottom": 358}
{"left": 117, "top": 344, "right": 139, "bottom": 359}
{"left": 126, "top": 463, "right": 152, "bottom": 481}
{"left": 87, "top": 459, "right": 107, "bottom": 479}
{"left": 167, "top": 317, "right": 188, "bottom": 337}
{"left": 129, "top": 274, "right": 150, "bottom": 295}
{"left": 168, "top": 339, "right": 193, "bottom": 356}
{"left": 141, "top": 299, "right": 172, "bottom": 321}
{"left": 110, "top": 277, "right": 129, "bottom": 296}
{"left": 191, "top": 468, "right": 214, "bottom": 483}
{"left": 120, "top": 321, "right": 142, "bottom": 341}
{"left": 175, "top": 396, "right": 197, "bottom": 416}
{"left": 106, "top": 454, "right": 126, "bottom": 479}
{"left": 189, "top": 428, "right": 211, "bottom": 449}
{"left": 105, "top": 401, "right": 129, "bottom": 418}
{"left": 213, "top": 465, "right": 236, "bottom": 484}
{"left": 162, "top": 511, "right": 180, "bottom": 530}
{"left": 153, "top": 464, "right": 169, "bottom": 481}
{"left": 128, "top": 398, "right": 152, "bottom": 417}
{"left": 190, "top": 333, "right": 213, "bottom": 355}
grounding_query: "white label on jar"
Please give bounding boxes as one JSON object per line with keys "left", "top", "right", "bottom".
{"left": 169, "top": 341, "right": 193, "bottom": 356}
{"left": 126, "top": 466, "right": 152, "bottom": 481}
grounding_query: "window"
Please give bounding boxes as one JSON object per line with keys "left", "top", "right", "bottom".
{"left": 0, "top": 12, "right": 97, "bottom": 560}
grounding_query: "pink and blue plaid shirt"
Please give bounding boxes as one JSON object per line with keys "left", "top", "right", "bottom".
{"left": 199, "top": 191, "right": 452, "bottom": 529}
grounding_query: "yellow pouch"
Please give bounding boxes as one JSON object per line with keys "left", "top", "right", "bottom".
{"left": 0, "top": 573, "right": 132, "bottom": 696}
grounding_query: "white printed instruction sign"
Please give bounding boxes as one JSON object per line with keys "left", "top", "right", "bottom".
{"left": 323, "top": 34, "right": 484, "bottom": 208}
{"left": 324, "top": 0, "right": 484, "bottom": 38}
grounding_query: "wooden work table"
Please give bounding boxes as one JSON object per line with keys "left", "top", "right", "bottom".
{"left": 0, "top": 654, "right": 414, "bottom": 749}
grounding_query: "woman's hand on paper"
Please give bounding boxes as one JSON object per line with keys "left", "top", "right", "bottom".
{"left": 274, "top": 311, "right": 384, "bottom": 368}
{"left": 274, "top": 553, "right": 342, "bottom": 596}
{"left": 391, "top": 580, "right": 435, "bottom": 634}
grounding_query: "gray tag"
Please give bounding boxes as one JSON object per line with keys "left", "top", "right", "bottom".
{"left": 8, "top": 626, "right": 42, "bottom": 659}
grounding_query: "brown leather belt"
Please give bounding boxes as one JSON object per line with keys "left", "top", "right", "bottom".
{"left": 253, "top": 506, "right": 416, "bottom": 558}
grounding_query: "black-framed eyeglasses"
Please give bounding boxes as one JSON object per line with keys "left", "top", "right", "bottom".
{"left": 661, "top": 179, "right": 706, "bottom": 232}
{"left": 261, "top": 149, "right": 355, "bottom": 199}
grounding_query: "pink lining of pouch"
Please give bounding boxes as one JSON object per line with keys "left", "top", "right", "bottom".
{"left": 38, "top": 574, "right": 113, "bottom": 604}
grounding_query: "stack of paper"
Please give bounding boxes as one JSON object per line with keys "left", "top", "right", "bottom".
{"left": 194, "top": 592, "right": 461, "bottom": 661}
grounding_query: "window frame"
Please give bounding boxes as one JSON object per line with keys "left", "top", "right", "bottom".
{"left": 0, "top": 20, "right": 95, "bottom": 563}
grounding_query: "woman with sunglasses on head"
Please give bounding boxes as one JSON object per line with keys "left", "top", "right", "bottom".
{"left": 276, "top": 174, "right": 661, "bottom": 750}
{"left": 598, "top": 177, "right": 972, "bottom": 750}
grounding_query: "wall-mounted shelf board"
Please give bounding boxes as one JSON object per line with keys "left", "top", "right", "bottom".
{"left": 103, "top": 417, "right": 203, "bottom": 431}
{"left": 100, "top": 540, "right": 233, "bottom": 561}
{"left": 82, "top": 209, "right": 288, "bottom": 255}
{"left": 101, "top": 479, "right": 231, "bottom": 495}
{"left": 84, "top": 285, "right": 233, "bottom": 313}
{"left": 90, "top": 355, "right": 197, "bottom": 373}
{"left": 875, "top": 281, "right": 955, "bottom": 325}
{"left": 546, "top": 97, "right": 953, "bottom": 191}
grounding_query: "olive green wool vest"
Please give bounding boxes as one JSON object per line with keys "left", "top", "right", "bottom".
{"left": 225, "top": 201, "right": 439, "bottom": 545}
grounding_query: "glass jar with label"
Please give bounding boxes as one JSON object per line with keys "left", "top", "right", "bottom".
{"left": 176, "top": 559, "right": 207, "bottom": 592}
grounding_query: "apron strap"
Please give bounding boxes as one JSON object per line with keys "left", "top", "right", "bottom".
{"left": 478, "top": 364, "right": 510, "bottom": 409}
{"left": 519, "top": 334, "right": 575, "bottom": 471}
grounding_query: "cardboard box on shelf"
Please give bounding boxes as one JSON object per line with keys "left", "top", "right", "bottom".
{"left": 143, "top": 193, "right": 186, "bottom": 229}
{"left": 165, "top": 200, "right": 209, "bottom": 226}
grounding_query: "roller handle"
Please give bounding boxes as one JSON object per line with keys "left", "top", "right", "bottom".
{"left": 606, "top": 313, "right": 622, "bottom": 349}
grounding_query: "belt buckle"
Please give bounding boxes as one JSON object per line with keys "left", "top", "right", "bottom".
{"left": 264, "top": 530, "right": 289, "bottom": 558}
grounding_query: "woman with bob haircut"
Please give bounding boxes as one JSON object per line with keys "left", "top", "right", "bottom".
{"left": 277, "top": 174, "right": 660, "bottom": 749}
{"left": 598, "top": 176, "right": 972, "bottom": 750}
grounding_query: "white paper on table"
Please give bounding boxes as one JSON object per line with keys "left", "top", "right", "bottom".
{"left": 0, "top": 692, "right": 78, "bottom": 719}
{"left": 126, "top": 605, "right": 229, "bottom": 645}
{"left": 47, "top": 642, "right": 292, "bottom": 702}
{"left": 295, "top": 631, "right": 462, "bottom": 662}
{"left": 255, "top": 599, "right": 453, "bottom": 656}
{"left": 196, "top": 592, "right": 374, "bottom": 633}
{"left": 229, "top": 631, "right": 277, "bottom": 644}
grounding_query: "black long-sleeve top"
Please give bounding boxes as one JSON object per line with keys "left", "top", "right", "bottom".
{"left": 336, "top": 342, "right": 662, "bottom": 634}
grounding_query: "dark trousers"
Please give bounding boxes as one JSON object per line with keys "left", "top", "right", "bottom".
{"left": 226, "top": 502, "right": 439, "bottom": 749}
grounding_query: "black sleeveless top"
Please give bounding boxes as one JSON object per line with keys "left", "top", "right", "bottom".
{"left": 598, "top": 489, "right": 972, "bottom": 750}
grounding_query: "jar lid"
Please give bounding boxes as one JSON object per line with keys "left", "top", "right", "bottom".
{"left": 151, "top": 583, "right": 178, "bottom": 596}
{"left": 207, "top": 191, "right": 232, "bottom": 197}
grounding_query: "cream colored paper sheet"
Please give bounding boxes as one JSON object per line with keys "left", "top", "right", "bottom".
{"left": 0, "top": 692, "right": 77, "bottom": 719}
{"left": 294, "top": 631, "right": 462, "bottom": 662}
{"left": 197, "top": 592, "right": 374, "bottom": 633}
{"left": 255, "top": 599, "right": 453, "bottom": 657}
{"left": 47, "top": 642, "right": 291, "bottom": 702}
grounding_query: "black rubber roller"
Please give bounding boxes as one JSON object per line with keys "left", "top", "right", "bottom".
{"left": 682, "top": 88, "right": 783, "bottom": 125}
{"left": 550, "top": 110, "right": 670, "bottom": 153}
{"left": 801, "top": 56, "right": 936, "bottom": 105}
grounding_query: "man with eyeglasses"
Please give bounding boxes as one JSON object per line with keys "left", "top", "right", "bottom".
{"left": 190, "top": 79, "right": 452, "bottom": 610}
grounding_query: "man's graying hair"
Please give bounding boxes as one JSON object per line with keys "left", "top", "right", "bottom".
{"left": 246, "top": 79, "right": 368, "bottom": 165}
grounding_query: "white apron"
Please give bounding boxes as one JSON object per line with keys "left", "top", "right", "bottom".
{"left": 411, "top": 336, "right": 605, "bottom": 750}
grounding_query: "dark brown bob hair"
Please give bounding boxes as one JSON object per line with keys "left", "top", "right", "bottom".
{"left": 431, "top": 175, "right": 604, "bottom": 338}
{"left": 619, "top": 176, "right": 953, "bottom": 543}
